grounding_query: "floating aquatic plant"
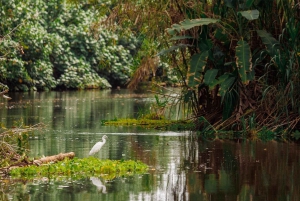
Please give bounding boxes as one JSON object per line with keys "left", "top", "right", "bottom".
{"left": 103, "top": 118, "right": 195, "bottom": 130}
{"left": 9, "top": 157, "right": 148, "bottom": 181}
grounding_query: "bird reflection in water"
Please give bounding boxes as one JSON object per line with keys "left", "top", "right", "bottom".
{"left": 90, "top": 177, "right": 107, "bottom": 193}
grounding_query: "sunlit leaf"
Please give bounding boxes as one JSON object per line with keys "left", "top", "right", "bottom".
{"left": 167, "top": 18, "right": 219, "bottom": 35}
{"left": 238, "top": 10, "right": 259, "bottom": 20}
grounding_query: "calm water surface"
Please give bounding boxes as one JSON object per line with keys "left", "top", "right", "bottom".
{"left": 1, "top": 90, "right": 300, "bottom": 201}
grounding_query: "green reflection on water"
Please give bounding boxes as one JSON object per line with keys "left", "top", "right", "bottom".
{"left": 0, "top": 90, "right": 300, "bottom": 201}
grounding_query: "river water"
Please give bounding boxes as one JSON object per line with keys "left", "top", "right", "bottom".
{"left": 1, "top": 89, "right": 300, "bottom": 201}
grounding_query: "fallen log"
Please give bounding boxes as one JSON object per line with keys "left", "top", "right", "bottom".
{"left": 33, "top": 152, "right": 75, "bottom": 166}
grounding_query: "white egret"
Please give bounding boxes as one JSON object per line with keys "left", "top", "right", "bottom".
{"left": 89, "top": 135, "right": 108, "bottom": 156}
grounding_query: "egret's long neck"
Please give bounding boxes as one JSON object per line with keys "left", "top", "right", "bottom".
{"left": 102, "top": 138, "right": 106, "bottom": 143}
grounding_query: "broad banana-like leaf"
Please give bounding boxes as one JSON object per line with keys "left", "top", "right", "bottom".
{"left": 208, "top": 73, "right": 230, "bottom": 90}
{"left": 188, "top": 51, "right": 208, "bottom": 88}
{"left": 235, "top": 40, "right": 253, "bottom": 84}
{"left": 256, "top": 30, "right": 279, "bottom": 56}
{"left": 204, "top": 69, "right": 218, "bottom": 86}
{"left": 219, "top": 76, "right": 236, "bottom": 101}
{"left": 167, "top": 18, "right": 219, "bottom": 36}
{"left": 156, "top": 44, "right": 193, "bottom": 56}
{"left": 238, "top": 10, "right": 259, "bottom": 20}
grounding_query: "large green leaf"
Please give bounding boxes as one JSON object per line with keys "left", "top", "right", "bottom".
{"left": 188, "top": 51, "right": 208, "bottom": 88}
{"left": 167, "top": 18, "right": 219, "bottom": 36}
{"left": 256, "top": 30, "right": 279, "bottom": 56}
{"left": 219, "top": 76, "right": 235, "bottom": 100}
{"left": 208, "top": 73, "right": 230, "bottom": 89}
{"left": 238, "top": 10, "right": 259, "bottom": 20}
{"left": 235, "top": 40, "right": 253, "bottom": 84}
{"left": 204, "top": 69, "right": 218, "bottom": 86}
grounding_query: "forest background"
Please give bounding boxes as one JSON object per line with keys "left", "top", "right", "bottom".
{"left": 0, "top": 0, "right": 300, "bottom": 135}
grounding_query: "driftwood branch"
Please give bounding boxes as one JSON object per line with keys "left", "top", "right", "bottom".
{"left": 33, "top": 152, "right": 75, "bottom": 166}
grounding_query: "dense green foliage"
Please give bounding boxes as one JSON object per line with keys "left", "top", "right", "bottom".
{"left": 172, "top": 0, "right": 300, "bottom": 134}
{"left": 10, "top": 157, "right": 148, "bottom": 180}
{"left": 1, "top": 0, "right": 300, "bottom": 134}
{"left": 107, "top": 0, "right": 300, "bottom": 134}
{"left": 0, "top": 121, "right": 41, "bottom": 168}
{"left": 0, "top": 0, "right": 141, "bottom": 90}
{"left": 163, "top": 0, "right": 300, "bottom": 123}
{"left": 0, "top": 129, "right": 29, "bottom": 168}
{"left": 104, "top": 118, "right": 195, "bottom": 130}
